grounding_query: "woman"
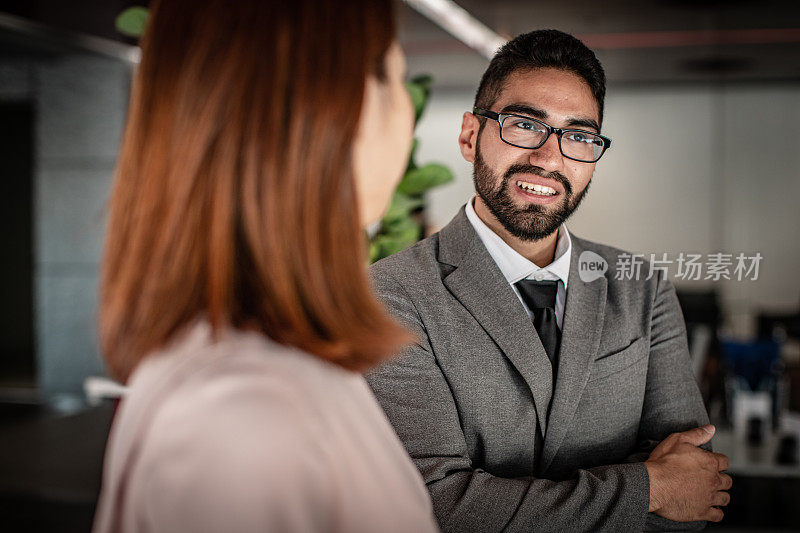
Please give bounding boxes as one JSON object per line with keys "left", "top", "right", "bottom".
{"left": 93, "top": 1, "right": 438, "bottom": 531}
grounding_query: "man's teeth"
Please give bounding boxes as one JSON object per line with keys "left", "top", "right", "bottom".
{"left": 516, "top": 180, "right": 556, "bottom": 196}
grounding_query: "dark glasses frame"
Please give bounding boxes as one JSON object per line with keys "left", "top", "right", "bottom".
{"left": 473, "top": 107, "right": 612, "bottom": 163}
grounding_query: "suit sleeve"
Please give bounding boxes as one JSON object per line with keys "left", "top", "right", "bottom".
{"left": 630, "top": 271, "right": 712, "bottom": 531}
{"left": 366, "top": 268, "right": 651, "bottom": 533}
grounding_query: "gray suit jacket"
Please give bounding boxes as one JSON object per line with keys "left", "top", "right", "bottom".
{"left": 366, "top": 207, "right": 711, "bottom": 533}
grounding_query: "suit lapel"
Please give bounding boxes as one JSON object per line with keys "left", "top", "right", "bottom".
{"left": 539, "top": 236, "right": 607, "bottom": 474}
{"left": 439, "top": 208, "right": 554, "bottom": 435}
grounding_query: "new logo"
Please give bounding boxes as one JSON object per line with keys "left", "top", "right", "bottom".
{"left": 578, "top": 251, "right": 608, "bottom": 282}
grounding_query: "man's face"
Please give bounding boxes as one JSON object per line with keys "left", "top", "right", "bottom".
{"left": 467, "top": 68, "right": 600, "bottom": 241}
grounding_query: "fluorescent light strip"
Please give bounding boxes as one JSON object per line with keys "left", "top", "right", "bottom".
{"left": 403, "top": 0, "right": 507, "bottom": 59}
{"left": 0, "top": 11, "right": 140, "bottom": 64}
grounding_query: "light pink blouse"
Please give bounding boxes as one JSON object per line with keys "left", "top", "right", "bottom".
{"left": 93, "top": 322, "right": 438, "bottom": 533}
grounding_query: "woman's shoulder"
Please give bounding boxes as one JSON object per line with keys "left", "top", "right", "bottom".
{"left": 143, "top": 336, "right": 329, "bottom": 471}
{"left": 130, "top": 321, "right": 360, "bottom": 406}
{"left": 133, "top": 321, "right": 362, "bottom": 439}
{"left": 116, "top": 325, "right": 340, "bottom": 530}
{"left": 100, "top": 322, "right": 436, "bottom": 533}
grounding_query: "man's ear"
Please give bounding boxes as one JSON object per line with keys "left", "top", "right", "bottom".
{"left": 458, "top": 111, "right": 480, "bottom": 164}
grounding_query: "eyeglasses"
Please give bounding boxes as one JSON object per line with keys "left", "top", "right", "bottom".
{"left": 472, "top": 107, "right": 612, "bottom": 163}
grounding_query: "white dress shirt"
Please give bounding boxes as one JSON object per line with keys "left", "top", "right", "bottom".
{"left": 465, "top": 195, "right": 572, "bottom": 329}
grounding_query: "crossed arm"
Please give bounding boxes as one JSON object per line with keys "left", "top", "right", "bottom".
{"left": 366, "top": 270, "right": 709, "bottom": 532}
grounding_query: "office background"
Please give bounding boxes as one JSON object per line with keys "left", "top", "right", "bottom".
{"left": 0, "top": 0, "right": 798, "bottom": 531}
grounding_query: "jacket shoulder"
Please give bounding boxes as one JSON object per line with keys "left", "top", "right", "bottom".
{"left": 370, "top": 232, "right": 442, "bottom": 287}
{"left": 570, "top": 233, "right": 668, "bottom": 305}
{"left": 571, "top": 234, "right": 638, "bottom": 264}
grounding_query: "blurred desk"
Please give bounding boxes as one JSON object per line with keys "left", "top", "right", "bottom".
{"left": 706, "top": 428, "right": 800, "bottom": 531}
{"left": 0, "top": 400, "right": 114, "bottom": 533}
{"left": 712, "top": 429, "right": 800, "bottom": 478}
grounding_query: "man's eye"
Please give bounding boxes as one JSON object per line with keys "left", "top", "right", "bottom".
{"left": 566, "top": 132, "right": 593, "bottom": 143}
{"left": 513, "top": 120, "right": 544, "bottom": 132}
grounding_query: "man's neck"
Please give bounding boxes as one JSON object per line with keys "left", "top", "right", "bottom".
{"left": 473, "top": 196, "right": 558, "bottom": 268}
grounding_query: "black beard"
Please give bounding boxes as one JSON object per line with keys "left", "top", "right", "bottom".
{"left": 472, "top": 147, "right": 590, "bottom": 241}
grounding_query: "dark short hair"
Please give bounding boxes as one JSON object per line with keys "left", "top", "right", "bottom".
{"left": 474, "top": 29, "right": 607, "bottom": 128}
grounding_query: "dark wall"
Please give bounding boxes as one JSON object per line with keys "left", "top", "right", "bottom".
{"left": 0, "top": 0, "right": 149, "bottom": 43}
{"left": 0, "top": 102, "right": 34, "bottom": 384}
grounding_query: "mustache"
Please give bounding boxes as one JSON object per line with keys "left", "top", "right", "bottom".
{"left": 503, "top": 164, "right": 572, "bottom": 196}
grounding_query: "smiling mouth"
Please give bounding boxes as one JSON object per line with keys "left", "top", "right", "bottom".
{"left": 515, "top": 180, "right": 557, "bottom": 196}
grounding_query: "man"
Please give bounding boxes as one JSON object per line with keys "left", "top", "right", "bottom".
{"left": 366, "top": 30, "right": 732, "bottom": 532}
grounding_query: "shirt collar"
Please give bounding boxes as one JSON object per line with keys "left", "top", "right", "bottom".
{"left": 465, "top": 195, "right": 571, "bottom": 288}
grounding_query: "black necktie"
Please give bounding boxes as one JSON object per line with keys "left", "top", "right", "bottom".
{"left": 515, "top": 279, "right": 561, "bottom": 369}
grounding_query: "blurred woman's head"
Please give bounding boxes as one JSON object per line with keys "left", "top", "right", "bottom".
{"left": 354, "top": 42, "right": 414, "bottom": 225}
{"left": 101, "top": 0, "right": 414, "bottom": 381}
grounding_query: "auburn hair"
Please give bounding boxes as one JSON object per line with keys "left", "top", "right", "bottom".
{"left": 100, "top": 0, "right": 413, "bottom": 382}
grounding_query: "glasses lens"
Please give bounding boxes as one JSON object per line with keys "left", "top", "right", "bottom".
{"left": 561, "top": 131, "right": 605, "bottom": 162}
{"left": 501, "top": 116, "right": 548, "bottom": 148}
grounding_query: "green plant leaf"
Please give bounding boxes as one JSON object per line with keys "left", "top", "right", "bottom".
{"left": 411, "top": 74, "right": 433, "bottom": 90}
{"left": 368, "top": 240, "right": 381, "bottom": 263}
{"left": 382, "top": 215, "right": 420, "bottom": 239}
{"left": 382, "top": 192, "right": 423, "bottom": 225}
{"left": 368, "top": 74, "right": 455, "bottom": 263}
{"left": 406, "top": 81, "right": 426, "bottom": 124}
{"left": 116, "top": 6, "right": 149, "bottom": 37}
{"left": 409, "top": 74, "right": 432, "bottom": 122}
{"left": 371, "top": 223, "right": 421, "bottom": 259}
{"left": 405, "top": 137, "right": 419, "bottom": 174}
{"left": 397, "top": 163, "right": 454, "bottom": 196}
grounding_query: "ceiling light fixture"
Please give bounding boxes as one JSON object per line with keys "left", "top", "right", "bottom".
{"left": 403, "top": 0, "right": 507, "bottom": 59}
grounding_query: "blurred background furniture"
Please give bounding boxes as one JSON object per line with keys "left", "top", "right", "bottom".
{"left": 0, "top": 392, "right": 113, "bottom": 532}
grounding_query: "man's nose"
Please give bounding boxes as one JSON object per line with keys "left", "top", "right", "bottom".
{"left": 528, "top": 132, "right": 564, "bottom": 172}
